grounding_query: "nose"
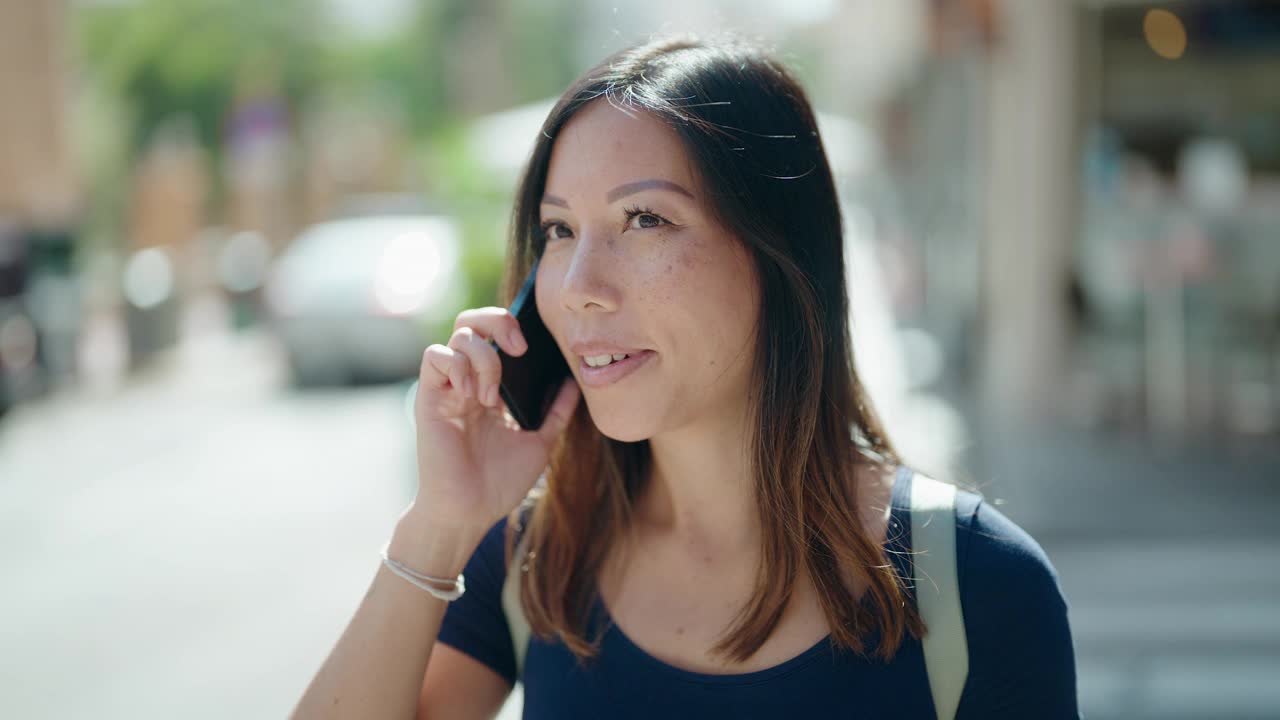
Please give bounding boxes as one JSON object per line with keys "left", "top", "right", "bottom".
{"left": 557, "top": 232, "right": 621, "bottom": 313}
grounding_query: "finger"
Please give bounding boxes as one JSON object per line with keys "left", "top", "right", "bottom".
{"left": 421, "top": 344, "right": 474, "bottom": 401}
{"left": 449, "top": 326, "right": 502, "bottom": 407}
{"left": 453, "top": 307, "right": 527, "bottom": 357}
{"left": 536, "top": 377, "right": 581, "bottom": 445}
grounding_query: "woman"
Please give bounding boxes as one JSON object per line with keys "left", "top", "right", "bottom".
{"left": 293, "top": 35, "right": 1080, "bottom": 719}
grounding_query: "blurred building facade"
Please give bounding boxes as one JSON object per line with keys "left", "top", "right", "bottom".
{"left": 863, "top": 0, "right": 1280, "bottom": 439}
{"left": 0, "top": 0, "right": 80, "bottom": 406}
{"left": 0, "top": 0, "right": 77, "bottom": 225}
{"left": 1075, "top": 0, "right": 1280, "bottom": 437}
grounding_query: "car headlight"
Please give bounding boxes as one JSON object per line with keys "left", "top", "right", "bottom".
{"left": 373, "top": 231, "right": 450, "bottom": 316}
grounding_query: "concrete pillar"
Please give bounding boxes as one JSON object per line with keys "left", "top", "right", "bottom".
{"left": 980, "top": 0, "right": 1080, "bottom": 421}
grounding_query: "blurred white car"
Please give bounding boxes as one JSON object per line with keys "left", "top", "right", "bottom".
{"left": 264, "top": 215, "right": 466, "bottom": 386}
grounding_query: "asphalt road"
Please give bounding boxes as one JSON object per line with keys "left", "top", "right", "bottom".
{"left": 0, "top": 326, "right": 421, "bottom": 719}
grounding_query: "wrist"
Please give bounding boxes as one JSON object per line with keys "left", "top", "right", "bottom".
{"left": 388, "top": 509, "right": 485, "bottom": 579}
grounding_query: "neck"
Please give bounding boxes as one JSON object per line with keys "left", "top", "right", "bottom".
{"left": 631, "top": 403, "right": 759, "bottom": 556}
{"left": 629, "top": 416, "right": 898, "bottom": 560}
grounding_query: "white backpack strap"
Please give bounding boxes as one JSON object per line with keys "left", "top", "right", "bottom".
{"left": 502, "top": 508, "right": 534, "bottom": 681}
{"left": 909, "top": 472, "right": 969, "bottom": 720}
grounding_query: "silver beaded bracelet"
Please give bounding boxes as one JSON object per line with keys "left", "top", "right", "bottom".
{"left": 379, "top": 539, "right": 467, "bottom": 601}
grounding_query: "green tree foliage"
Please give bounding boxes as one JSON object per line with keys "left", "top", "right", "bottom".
{"left": 76, "top": 0, "right": 584, "bottom": 151}
{"left": 76, "top": 0, "right": 332, "bottom": 157}
{"left": 381, "top": 0, "right": 581, "bottom": 134}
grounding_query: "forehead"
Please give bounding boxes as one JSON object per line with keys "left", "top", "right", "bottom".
{"left": 545, "top": 100, "right": 696, "bottom": 196}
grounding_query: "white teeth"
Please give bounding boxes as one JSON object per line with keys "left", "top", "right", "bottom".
{"left": 584, "top": 353, "right": 631, "bottom": 367}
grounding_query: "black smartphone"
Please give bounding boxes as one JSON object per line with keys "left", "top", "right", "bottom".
{"left": 493, "top": 257, "right": 571, "bottom": 430}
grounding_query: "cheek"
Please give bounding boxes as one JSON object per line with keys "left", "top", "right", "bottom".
{"left": 638, "top": 243, "right": 713, "bottom": 307}
{"left": 648, "top": 243, "right": 752, "bottom": 361}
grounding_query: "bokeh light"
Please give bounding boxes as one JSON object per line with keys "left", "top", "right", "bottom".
{"left": 1143, "top": 8, "right": 1187, "bottom": 60}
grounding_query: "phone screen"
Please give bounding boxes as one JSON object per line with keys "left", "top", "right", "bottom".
{"left": 494, "top": 257, "right": 571, "bottom": 430}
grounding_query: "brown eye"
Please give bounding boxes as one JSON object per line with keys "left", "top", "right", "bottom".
{"left": 623, "top": 206, "right": 673, "bottom": 232}
{"left": 541, "top": 221, "right": 573, "bottom": 242}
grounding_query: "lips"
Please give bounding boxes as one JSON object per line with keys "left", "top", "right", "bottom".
{"left": 576, "top": 349, "right": 656, "bottom": 389}
{"left": 569, "top": 341, "right": 649, "bottom": 357}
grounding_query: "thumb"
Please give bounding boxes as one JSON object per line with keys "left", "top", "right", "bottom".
{"left": 536, "top": 377, "right": 581, "bottom": 445}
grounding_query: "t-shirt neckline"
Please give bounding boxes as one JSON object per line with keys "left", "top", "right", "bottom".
{"left": 592, "top": 464, "right": 915, "bottom": 686}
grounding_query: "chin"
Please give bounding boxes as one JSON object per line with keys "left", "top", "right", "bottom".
{"left": 584, "top": 400, "right": 658, "bottom": 443}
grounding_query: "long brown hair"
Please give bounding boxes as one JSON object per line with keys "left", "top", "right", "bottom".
{"left": 499, "top": 34, "right": 925, "bottom": 667}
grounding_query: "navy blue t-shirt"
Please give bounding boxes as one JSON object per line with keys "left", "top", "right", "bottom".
{"left": 437, "top": 466, "right": 1081, "bottom": 718}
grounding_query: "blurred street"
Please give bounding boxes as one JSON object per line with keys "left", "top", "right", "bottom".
{"left": 0, "top": 295, "right": 420, "bottom": 719}
{"left": 965, "top": 417, "right": 1280, "bottom": 719}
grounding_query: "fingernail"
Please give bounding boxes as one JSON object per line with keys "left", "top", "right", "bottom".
{"left": 488, "top": 385, "right": 500, "bottom": 406}
{"left": 509, "top": 330, "right": 525, "bottom": 352}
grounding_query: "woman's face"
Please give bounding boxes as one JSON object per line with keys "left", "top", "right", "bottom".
{"left": 536, "top": 99, "right": 761, "bottom": 442}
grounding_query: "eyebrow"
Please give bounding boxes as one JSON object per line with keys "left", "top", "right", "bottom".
{"left": 541, "top": 178, "right": 694, "bottom": 209}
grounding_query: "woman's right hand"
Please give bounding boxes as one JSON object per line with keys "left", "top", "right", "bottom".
{"left": 410, "top": 307, "right": 580, "bottom": 536}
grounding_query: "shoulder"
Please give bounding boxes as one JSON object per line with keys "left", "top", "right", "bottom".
{"left": 446, "top": 514, "right": 513, "bottom": 609}
{"left": 435, "top": 514, "right": 519, "bottom": 686}
{"left": 446, "top": 514, "right": 510, "bottom": 586}
{"left": 460, "top": 504, "right": 533, "bottom": 578}
{"left": 903, "top": 476, "right": 1070, "bottom": 630}
{"left": 948, "top": 486, "right": 1082, "bottom": 717}
{"left": 952, "top": 489, "right": 1068, "bottom": 612}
